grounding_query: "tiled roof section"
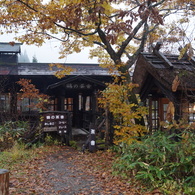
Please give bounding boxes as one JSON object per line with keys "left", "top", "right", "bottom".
{"left": 0, "top": 42, "right": 22, "bottom": 53}
{"left": 0, "top": 64, "right": 18, "bottom": 75}
{"left": 133, "top": 49, "right": 195, "bottom": 93}
{"left": 143, "top": 53, "right": 195, "bottom": 71}
{"left": 0, "top": 63, "right": 110, "bottom": 76}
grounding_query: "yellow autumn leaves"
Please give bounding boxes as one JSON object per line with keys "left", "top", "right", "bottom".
{"left": 49, "top": 63, "right": 75, "bottom": 79}
{"left": 99, "top": 81, "right": 148, "bottom": 145}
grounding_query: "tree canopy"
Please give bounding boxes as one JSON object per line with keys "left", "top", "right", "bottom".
{"left": 0, "top": 0, "right": 194, "bottom": 75}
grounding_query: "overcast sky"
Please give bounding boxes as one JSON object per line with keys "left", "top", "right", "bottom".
{"left": 2, "top": 12, "right": 194, "bottom": 64}
{"left": 2, "top": 34, "right": 98, "bottom": 63}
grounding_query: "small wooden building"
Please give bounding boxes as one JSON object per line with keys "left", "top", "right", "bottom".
{"left": 0, "top": 42, "right": 112, "bottom": 130}
{"left": 133, "top": 43, "right": 195, "bottom": 131}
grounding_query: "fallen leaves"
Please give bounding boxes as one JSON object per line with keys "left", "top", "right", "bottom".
{"left": 7, "top": 145, "right": 152, "bottom": 194}
{"left": 8, "top": 146, "right": 58, "bottom": 194}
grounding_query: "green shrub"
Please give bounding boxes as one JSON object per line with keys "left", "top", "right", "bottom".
{"left": 0, "top": 121, "right": 29, "bottom": 138}
{"left": 44, "top": 134, "right": 61, "bottom": 146}
{"left": 69, "top": 140, "right": 77, "bottom": 148}
{"left": 0, "top": 121, "right": 30, "bottom": 150}
{"left": 112, "top": 130, "right": 195, "bottom": 194}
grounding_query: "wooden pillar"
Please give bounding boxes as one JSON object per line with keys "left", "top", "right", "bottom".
{"left": 10, "top": 90, "right": 18, "bottom": 120}
{"left": 91, "top": 90, "right": 97, "bottom": 124}
{"left": 174, "top": 98, "right": 181, "bottom": 122}
{"left": 57, "top": 96, "right": 64, "bottom": 111}
{"left": 105, "top": 106, "right": 108, "bottom": 144}
{"left": 0, "top": 169, "right": 9, "bottom": 195}
{"left": 74, "top": 95, "right": 79, "bottom": 127}
{"left": 82, "top": 95, "right": 86, "bottom": 111}
{"left": 148, "top": 97, "right": 153, "bottom": 134}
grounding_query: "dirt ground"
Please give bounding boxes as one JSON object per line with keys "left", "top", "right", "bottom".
{"left": 43, "top": 147, "right": 104, "bottom": 194}
{"left": 9, "top": 143, "right": 144, "bottom": 195}
{"left": 40, "top": 146, "right": 138, "bottom": 195}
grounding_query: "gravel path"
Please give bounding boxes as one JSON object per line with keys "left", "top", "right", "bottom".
{"left": 43, "top": 147, "right": 106, "bottom": 195}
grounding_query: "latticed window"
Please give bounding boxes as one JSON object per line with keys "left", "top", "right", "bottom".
{"left": 151, "top": 100, "right": 159, "bottom": 130}
{"left": 148, "top": 97, "right": 171, "bottom": 131}
{"left": 64, "top": 98, "right": 73, "bottom": 111}
{"left": 17, "top": 98, "right": 39, "bottom": 112}
{"left": 0, "top": 94, "right": 10, "bottom": 112}
{"left": 48, "top": 98, "right": 58, "bottom": 111}
{"left": 163, "top": 104, "right": 168, "bottom": 121}
{"left": 188, "top": 103, "right": 195, "bottom": 123}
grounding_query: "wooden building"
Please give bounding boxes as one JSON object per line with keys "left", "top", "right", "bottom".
{"left": 133, "top": 43, "right": 195, "bottom": 131}
{"left": 0, "top": 42, "right": 112, "bottom": 130}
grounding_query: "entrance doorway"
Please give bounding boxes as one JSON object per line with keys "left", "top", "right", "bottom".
{"left": 63, "top": 94, "right": 94, "bottom": 129}
{"left": 47, "top": 75, "right": 107, "bottom": 130}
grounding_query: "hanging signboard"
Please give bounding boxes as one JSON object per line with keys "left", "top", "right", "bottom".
{"left": 65, "top": 82, "right": 92, "bottom": 89}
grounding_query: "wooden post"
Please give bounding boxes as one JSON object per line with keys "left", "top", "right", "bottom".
{"left": 105, "top": 105, "right": 110, "bottom": 145}
{"left": 89, "top": 123, "right": 96, "bottom": 153}
{"left": 0, "top": 169, "right": 9, "bottom": 195}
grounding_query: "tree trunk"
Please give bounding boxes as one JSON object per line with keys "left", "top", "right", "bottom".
{"left": 0, "top": 169, "right": 9, "bottom": 195}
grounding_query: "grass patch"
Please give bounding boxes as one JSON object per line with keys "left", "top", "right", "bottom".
{"left": 0, "top": 142, "right": 60, "bottom": 171}
{"left": 0, "top": 142, "right": 38, "bottom": 169}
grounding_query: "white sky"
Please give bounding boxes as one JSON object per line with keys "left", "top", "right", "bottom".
{"left": 2, "top": 11, "right": 194, "bottom": 63}
{"left": 1, "top": 34, "right": 98, "bottom": 63}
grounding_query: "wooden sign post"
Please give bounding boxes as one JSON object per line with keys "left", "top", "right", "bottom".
{"left": 89, "top": 128, "right": 96, "bottom": 153}
{"left": 0, "top": 169, "right": 9, "bottom": 195}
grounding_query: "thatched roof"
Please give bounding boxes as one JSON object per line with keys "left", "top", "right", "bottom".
{"left": 133, "top": 44, "right": 195, "bottom": 97}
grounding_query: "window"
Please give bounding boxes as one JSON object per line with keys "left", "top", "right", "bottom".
{"left": 0, "top": 94, "right": 10, "bottom": 112}
{"left": 85, "top": 96, "right": 91, "bottom": 111}
{"left": 78, "top": 94, "right": 83, "bottom": 111}
{"left": 48, "top": 98, "right": 58, "bottom": 111}
{"left": 78, "top": 94, "right": 91, "bottom": 111}
{"left": 151, "top": 100, "right": 159, "bottom": 130}
{"left": 17, "top": 98, "right": 39, "bottom": 112}
{"left": 163, "top": 104, "right": 168, "bottom": 121}
{"left": 148, "top": 97, "right": 170, "bottom": 131}
{"left": 160, "top": 98, "right": 171, "bottom": 122}
{"left": 64, "top": 98, "right": 73, "bottom": 111}
{"left": 189, "top": 103, "right": 195, "bottom": 123}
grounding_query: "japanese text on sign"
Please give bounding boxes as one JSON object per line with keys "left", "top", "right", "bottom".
{"left": 42, "top": 112, "right": 69, "bottom": 135}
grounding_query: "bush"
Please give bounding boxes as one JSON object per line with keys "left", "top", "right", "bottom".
{"left": 112, "top": 130, "right": 195, "bottom": 194}
{"left": 0, "top": 121, "right": 29, "bottom": 150}
{"left": 44, "top": 133, "right": 61, "bottom": 146}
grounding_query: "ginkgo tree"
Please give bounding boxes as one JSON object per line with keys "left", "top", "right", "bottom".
{"left": 0, "top": 0, "right": 194, "bottom": 143}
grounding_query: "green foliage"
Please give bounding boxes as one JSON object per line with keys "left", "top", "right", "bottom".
{"left": 44, "top": 134, "right": 61, "bottom": 146}
{"left": 0, "top": 142, "right": 37, "bottom": 169}
{"left": 112, "top": 131, "right": 195, "bottom": 194}
{"left": 0, "top": 120, "right": 29, "bottom": 138}
{"left": 0, "top": 121, "right": 30, "bottom": 150}
{"left": 69, "top": 140, "right": 77, "bottom": 149}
